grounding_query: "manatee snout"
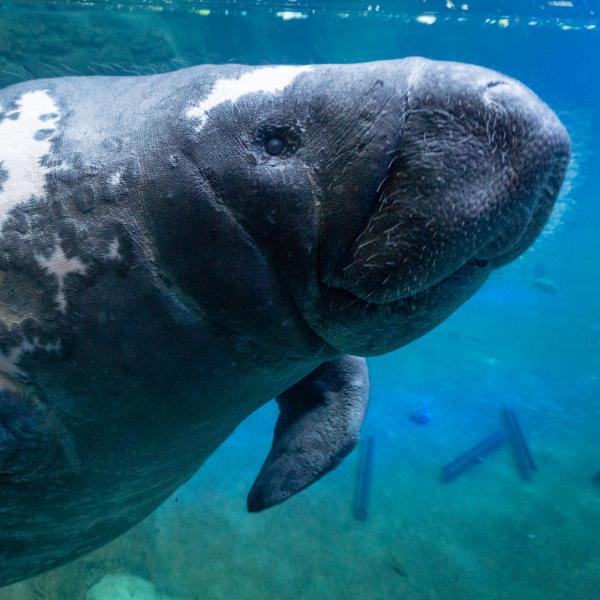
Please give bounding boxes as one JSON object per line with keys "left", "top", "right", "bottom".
{"left": 329, "top": 61, "right": 570, "bottom": 304}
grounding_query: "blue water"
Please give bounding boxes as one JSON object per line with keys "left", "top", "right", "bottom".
{"left": 0, "top": 2, "right": 598, "bottom": 599}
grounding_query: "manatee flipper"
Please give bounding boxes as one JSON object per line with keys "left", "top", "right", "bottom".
{"left": 247, "top": 355, "right": 369, "bottom": 512}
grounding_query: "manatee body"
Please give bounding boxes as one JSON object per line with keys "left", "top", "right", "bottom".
{"left": 0, "top": 59, "right": 569, "bottom": 585}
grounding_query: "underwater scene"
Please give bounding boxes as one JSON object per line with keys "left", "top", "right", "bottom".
{"left": 0, "top": 1, "right": 598, "bottom": 599}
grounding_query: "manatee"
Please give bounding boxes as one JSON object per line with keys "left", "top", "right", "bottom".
{"left": 0, "top": 58, "right": 569, "bottom": 585}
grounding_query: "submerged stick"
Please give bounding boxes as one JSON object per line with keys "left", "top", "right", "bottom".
{"left": 440, "top": 429, "right": 508, "bottom": 482}
{"left": 353, "top": 435, "right": 375, "bottom": 521}
{"left": 503, "top": 406, "right": 537, "bottom": 480}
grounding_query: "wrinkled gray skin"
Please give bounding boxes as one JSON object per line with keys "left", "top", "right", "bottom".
{"left": 0, "top": 58, "right": 569, "bottom": 586}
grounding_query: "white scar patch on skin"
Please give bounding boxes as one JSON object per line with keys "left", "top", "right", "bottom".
{"left": 106, "top": 238, "right": 121, "bottom": 261}
{"left": 0, "top": 337, "right": 60, "bottom": 376}
{"left": 36, "top": 244, "right": 87, "bottom": 312}
{"left": 186, "top": 65, "right": 312, "bottom": 131}
{"left": 0, "top": 90, "right": 60, "bottom": 225}
{"left": 108, "top": 171, "right": 122, "bottom": 187}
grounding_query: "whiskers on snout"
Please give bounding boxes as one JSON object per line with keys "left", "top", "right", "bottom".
{"left": 326, "top": 67, "right": 570, "bottom": 306}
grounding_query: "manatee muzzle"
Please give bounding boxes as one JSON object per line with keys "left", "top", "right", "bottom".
{"left": 326, "top": 70, "right": 571, "bottom": 304}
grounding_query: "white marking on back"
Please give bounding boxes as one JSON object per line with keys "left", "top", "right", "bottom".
{"left": 36, "top": 244, "right": 87, "bottom": 312}
{"left": 108, "top": 171, "right": 122, "bottom": 187}
{"left": 186, "top": 65, "right": 312, "bottom": 131}
{"left": 106, "top": 238, "right": 121, "bottom": 261}
{"left": 0, "top": 90, "right": 60, "bottom": 226}
{"left": 0, "top": 337, "right": 60, "bottom": 377}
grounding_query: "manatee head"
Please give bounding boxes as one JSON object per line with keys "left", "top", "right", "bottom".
{"left": 169, "top": 58, "right": 569, "bottom": 357}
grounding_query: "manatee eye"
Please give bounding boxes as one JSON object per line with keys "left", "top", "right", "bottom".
{"left": 265, "top": 136, "right": 285, "bottom": 156}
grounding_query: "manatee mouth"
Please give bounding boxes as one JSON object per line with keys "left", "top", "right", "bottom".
{"left": 324, "top": 74, "right": 571, "bottom": 306}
